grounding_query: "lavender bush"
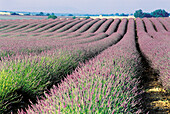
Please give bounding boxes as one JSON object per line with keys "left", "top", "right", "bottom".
{"left": 142, "top": 18, "right": 157, "bottom": 36}
{"left": 105, "top": 18, "right": 120, "bottom": 35}
{"left": 24, "top": 20, "right": 56, "bottom": 33}
{"left": 137, "top": 18, "right": 170, "bottom": 91}
{"left": 150, "top": 18, "right": 167, "bottom": 33}
{"left": 19, "top": 18, "right": 143, "bottom": 114}
{"left": 0, "top": 18, "right": 124, "bottom": 113}
{"left": 34, "top": 20, "right": 64, "bottom": 33}
{"left": 94, "top": 18, "right": 113, "bottom": 33}
{"left": 83, "top": 18, "right": 107, "bottom": 33}
{"left": 74, "top": 18, "right": 100, "bottom": 33}
{"left": 158, "top": 18, "right": 170, "bottom": 31}
{"left": 54, "top": 19, "right": 82, "bottom": 33}
{"left": 0, "top": 50, "right": 82, "bottom": 113}
{"left": 65, "top": 18, "right": 92, "bottom": 33}
{"left": 16, "top": 19, "right": 50, "bottom": 33}
{"left": 46, "top": 19, "right": 74, "bottom": 32}
{"left": 116, "top": 18, "right": 128, "bottom": 36}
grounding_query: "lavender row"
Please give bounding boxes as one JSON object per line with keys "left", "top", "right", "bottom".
{"left": 0, "top": 32, "right": 99, "bottom": 59}
{"left": 74, "top": 18, "right": 100, "bottom": 33}
{"left": 105, "top": 18, "right": 120, "bottom": 35}
{"left": 0, "top": 18, "right": 124, "bottom": 36}
{"left": 83, "top": 18, "right": 107, "bottom": 33}
{"left": 157, "top": 18, "right": 170, "bottom": 32}
{"left": 94, "top": 18, "right": 113, "bottom": 33}
{"left": 21, "top": 49, "right": 142, "bottom": 113}
{"left": 53, "top": 19, "right": 83, "bottom": 33}
{"left": 19, "top": 18, "right": 143, "bottom": 114}
{"left": 165, "top": 17, "right": 170, "bottom": 23}
{"left": 136, "top": 18, "right": 146, "bottom": 35}
{"left": 0, "top": 19, "right": 51, "bottom": 33}
{"left": 64, "top": 18, "right": 92, "bottom": 33}
{"left": 116, "top": 18, "right": 128, "bottom": 36}
{"left": 0, "top": 21, "right": 30, "bottom": 33}
{"left": 143, "top": 18, "right": 170, "bottom": 42}
{"left": 152, "top": 32, "right": 170, "bottom": 43}
{"left": 2, "top": 19, "right": 48, "bottom": 33}
{"left": 150, "top": 18, "right": 168, "bottom": 33}
{"left": 57, "top": 33, "right": 108, "bottom": 46}
{"left": 24, "top": 20, "right": 58, "bottom": 33}
{"left": 0, "top": 18, "right": 126, "bottom": 59}
{"left": 13, "top": 20, "right": 48, "bottom": 33}
{"left": 142, "top": 18, "right": 157, "bottom": 36}
{"left": 0, "top": 18, "right": 128, "bottom": 60}
{"left": 137, "top": 20, "right": 170, "bottom": 91}
{"left": 0, "top": 23, "right": 20, "bottom": 32}
{"left": 32, "top": 19, "right": 65, "bottom": 33}
{"left": 46, "top": 19, "right": 75, "bottom": 32}
{"left": 0, "top": 19, "right": 50, "bottom": 32}
{"left": 0, "top": 29, "right": 123, "bottom": 113}
{"left": 137, "top": 18, "right": 170, "bottom": 42}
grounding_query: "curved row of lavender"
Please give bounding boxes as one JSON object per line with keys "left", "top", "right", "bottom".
{"left": 53, "top": 19, "right": 83, "bottom": 33}
{"left": 18, "top": 18, "right": 143, "bottom": 114}
{"left": 0, "top": 18, "right": 126, "bottom": 113}
{"left": 0, "top": 18, "right": 122, "bottom": 59}
{"left": 136, "top": 18, "right": 170, "bottom": 91}
{"left": 0, "top": 18, "right": 121, "bottom": 35}
{"left": 94, "top": 18, "right": 113, "bottom": 33}
{"left": 105, "top": 18, "right": 121, "bottom": 35}
{"left": 149, "top": 18, "right": 170, "bottom": 43}
{"left": 64, "top": 19, "right": 92, "bottom": 33}
{"left": 74, "top": 18, "right": 100, "bottom": 33}
{"left": 143, "top": 18, "right": 170, "bottom": 42}
{"left": 165, "top": 17, "right": 170, "bottom": 23}
{"left": 33, "top": 19, "right": 67, "bottom": 33}
{"left": 150, "top": 18, "right": 167, "bottom": 33}
{"left": 158, "top": 18, "right": 170, "bottom": 32}
{"left": 83, "top": 18, "right": 107, "bottom": 33}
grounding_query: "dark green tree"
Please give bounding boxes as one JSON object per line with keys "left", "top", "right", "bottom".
{"left": 39, "top": 12, "right": 44, "bottom": 16}
{"left": 10, "top": 12, "right": 19, "bottom": 15}
{"left": 143, "top": 13, "right": 152, "bottom": 18}
{"left": 68, "top": 14, "right": 73, "bottom": 16}
{"left": 85, "top": 16, "right": 90, "bottom": 19}
{"left": 72, "top": 16, "right": 76, "bottom": 19}
{"left": 134, "top": 9, "right": 144, "bottom": 18}
{"left": 151, "top": 9, "right": 169, "bottom": 17}
{"left": 48, "top": 15, "right": 57, "bottom": 19}
{"left": 36, "top": 12, "right": 44, "bottom": 16}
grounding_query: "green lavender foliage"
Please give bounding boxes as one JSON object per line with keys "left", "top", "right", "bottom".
{"left": 20, "top": 50, "right": 143, "bottom": 114}
{"left": 19, "top": 18, "right": 143, "bottom": 114}
{"left": 0, "top": 49, "right": 82, "bottom": 113}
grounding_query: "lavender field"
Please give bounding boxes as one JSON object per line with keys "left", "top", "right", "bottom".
{"left": 0, "top": 17, "right": 169, "bottom": 113}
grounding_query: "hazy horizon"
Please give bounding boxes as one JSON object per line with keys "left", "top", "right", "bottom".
{"left": 0, "top": 0, "right": 170, "bottom": 14}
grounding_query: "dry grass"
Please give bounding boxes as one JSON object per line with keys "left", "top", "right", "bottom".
{"left": 144, "top": 76, "right": 170, "bottom": 113}
{"left": 146, "top": 87, "right": 166, "bottom": 93}
{"left": 151, "top": 100, "right": 170, "bottom": 109}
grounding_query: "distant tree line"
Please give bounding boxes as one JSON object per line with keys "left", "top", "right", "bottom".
{"left": 36, "top": 12, "right": 45, "bottom": 16}
{"left": 34, "top": 12, "right": 57, "bottom": 19}
{"left": 134, "top": 9, "right": 169, "bottom": 18}
{"left": 10, "top": 12, "right": 19, "bottom": 15}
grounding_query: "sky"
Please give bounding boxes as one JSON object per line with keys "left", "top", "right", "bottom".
{"left": 0, "top": 0, "right": 170, "bottom": 14}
